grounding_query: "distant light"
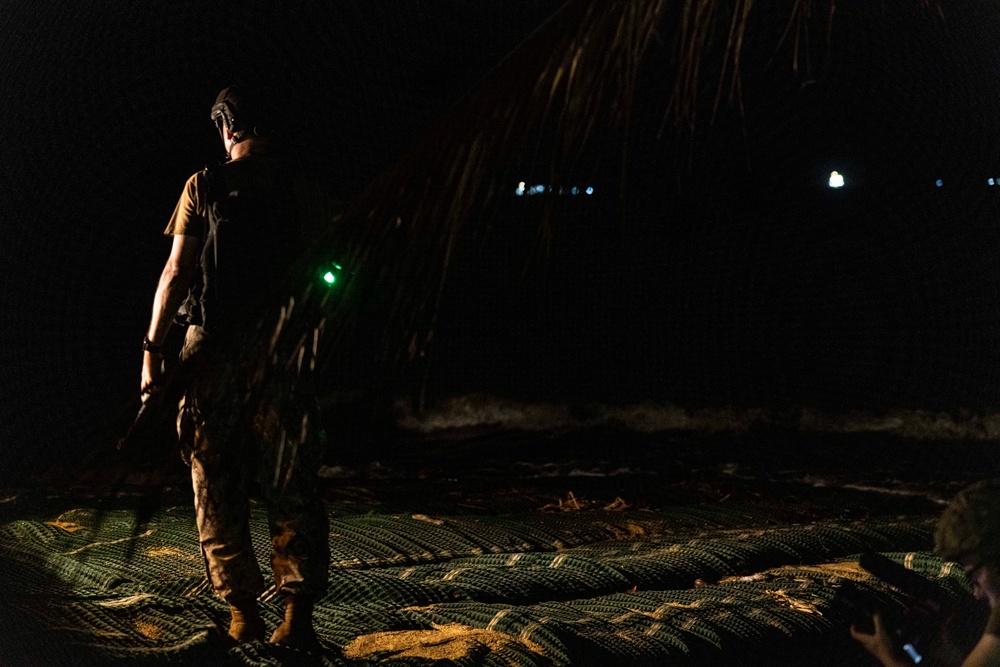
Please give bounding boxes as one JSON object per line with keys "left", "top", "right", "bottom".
{"left": 515, "top": 183, "right": 595, "bottom": 196}
{"left": 936, "top": 179, "right": 944, "bottom": 187}
{"left": 323, "top": 271, "right": 336, "bottom": 285}
{"left": 828, "top": 171, "right": 845, "bottom": 188}
{"left": 990, "top": 178, "right": 996, "bottom": 186}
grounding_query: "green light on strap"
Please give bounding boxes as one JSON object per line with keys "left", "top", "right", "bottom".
{"left": 321, "top": 260, "right": 348, "bottom": 287}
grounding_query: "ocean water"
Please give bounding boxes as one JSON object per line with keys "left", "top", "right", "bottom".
{"left": 393, "top": 392, "right": 1000, "bottom": 441}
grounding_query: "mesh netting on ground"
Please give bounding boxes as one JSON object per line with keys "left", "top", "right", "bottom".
{"left": 0, "top": 498, "right": 985, "bottom": 666}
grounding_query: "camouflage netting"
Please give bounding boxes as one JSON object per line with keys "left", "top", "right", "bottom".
{"left": 0, "top": 501, "right": 986, "bottom": 665}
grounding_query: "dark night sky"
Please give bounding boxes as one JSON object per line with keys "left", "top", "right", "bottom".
{"left": 0, "top": 0, "right": 565, "bottom": 475}
{"left": 4, "top": 1, "right": 1000, "bottom": 478}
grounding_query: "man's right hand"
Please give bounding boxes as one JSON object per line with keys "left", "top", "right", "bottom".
{"left": 141, "top": 350, "right": 164, "bottom": 400}
{"left": 851, "top": 613, "right": 912, "bottom": 667}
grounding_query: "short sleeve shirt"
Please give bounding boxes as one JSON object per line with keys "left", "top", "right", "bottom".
{"left": 163, "top": 153, "right": 341, "bottom": 241}
{"left": 164, "top": 171, "right": 209, "bottom": 237}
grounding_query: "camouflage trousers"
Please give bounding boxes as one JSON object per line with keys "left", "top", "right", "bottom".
{"left": 177, "top": 325, "right": 330, "bottom": 604}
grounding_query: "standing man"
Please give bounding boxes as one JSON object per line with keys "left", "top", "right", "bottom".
{"left": 140, "top": 85, "right": 330, "bottom": 650}
{"left": 851, "top": 479, "right": 1000, "bottom": 666}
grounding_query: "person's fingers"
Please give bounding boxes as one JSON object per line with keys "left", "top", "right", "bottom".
{"left": 872, "top": 613, "right": 886, "bottom": 633}
{"left": 140, "top": 382, "right": 159, "bottom": 403}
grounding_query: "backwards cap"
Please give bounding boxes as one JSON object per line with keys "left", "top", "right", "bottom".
{"left": 211, "top": 85, "right": 270, "bottom": 140}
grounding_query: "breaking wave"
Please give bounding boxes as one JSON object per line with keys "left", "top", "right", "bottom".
{"left": 394, "top": 393, "right": 1000, "bottom": 440}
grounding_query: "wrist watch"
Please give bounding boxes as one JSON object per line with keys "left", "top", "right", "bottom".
{"left": 142, "top": 335, "right": 164, "bottom": 354}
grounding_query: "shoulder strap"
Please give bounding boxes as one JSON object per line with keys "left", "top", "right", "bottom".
{"left": 202, "top": 161, "right": 229, "bottom": 277}
{"left": 202, "top": 161, "right": 228, "bottom": 225}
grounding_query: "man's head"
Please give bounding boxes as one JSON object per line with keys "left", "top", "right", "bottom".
{"left": 211, "top": 85, "right": 271, "bottom": 156}
{"left": 936, "top": 479, "right": 1000, "bottom": 605}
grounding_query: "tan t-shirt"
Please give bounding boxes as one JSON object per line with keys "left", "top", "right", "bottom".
{"left": 164, "top": 156, "right": 281, "bottom": 237}
{"left": 164, "top": 171, "right": 208, "bottom": 237}
{"left": 163, "top": 155, "right": 339, "bottom": 240}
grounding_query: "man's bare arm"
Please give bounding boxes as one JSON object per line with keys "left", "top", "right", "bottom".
{"left": 851, "top": 614, "right": 913, "bottom": 667}
{"left": 140, "top": 234, "right": 200, "bottom": 394}
{"left": 961, "top": 634, "right": 1000, "bottom": 667}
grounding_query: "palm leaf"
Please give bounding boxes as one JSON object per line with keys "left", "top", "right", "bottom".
{"left": 272, "top": 0, "right": 942, "bottom": 406}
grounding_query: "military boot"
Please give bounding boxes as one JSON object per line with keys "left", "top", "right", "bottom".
{"left": 269, "top": 594, "right": 321, "bottom": 650}
{"left": 228, "top": 598, "right": 266, "bottom": 644}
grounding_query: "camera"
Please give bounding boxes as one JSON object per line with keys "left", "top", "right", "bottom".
{"left": 833, "top": 552, "right": 950, "bottom": 664}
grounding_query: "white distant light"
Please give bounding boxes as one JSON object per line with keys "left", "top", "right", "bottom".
{"left": 990, "top": 178, "right": 996, "bottom": 186}
{"left": 517, "top": 183, "right": 595, "bottom": 196}
{"left": 936, "top": 179, "right": 944, "bottom": 187}
{"left": 828, "top": 171, "right": 845, "bottom": 188}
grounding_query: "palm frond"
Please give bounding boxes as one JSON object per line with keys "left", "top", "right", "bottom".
{"left": 271, "top": 0, "right": 942, "bottom": 404}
